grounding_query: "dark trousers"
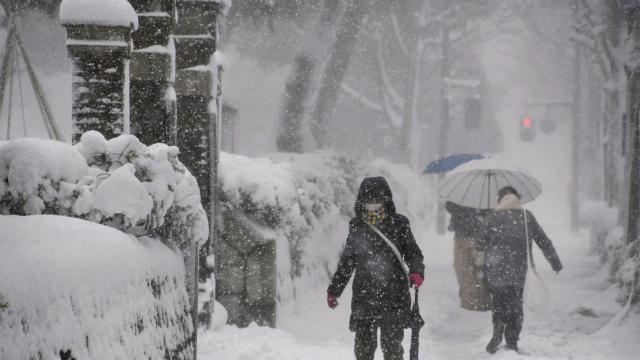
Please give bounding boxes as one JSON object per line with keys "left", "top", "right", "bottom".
{"left": 490, "top": 286, "right": 523, "bottom": 346}
{"left": 354, "top": 323, "right": 404, "bottom": 360}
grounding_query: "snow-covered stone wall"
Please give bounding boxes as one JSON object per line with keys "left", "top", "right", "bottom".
{"left": 0, "top": 215, "right": 193, "bottom": 360}
{"left": 0, "top": 132, "right": 208, "bottom": 357}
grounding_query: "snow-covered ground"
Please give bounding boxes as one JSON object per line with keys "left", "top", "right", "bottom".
{"left": 198, "top": 222, "right": 639, "bottom": 360}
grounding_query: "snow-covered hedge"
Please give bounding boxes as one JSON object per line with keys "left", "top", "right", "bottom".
{"left": 0, "top": 215, "right": 193, "bottom": 360}
{"left": 584, "top": 201, "right": 640, "bottom": 306}
{"left": 218, "top": 151, "right": 433, "bottom": 308}
{"left": 0, "top": 132, "right": 207, "bottom": 247}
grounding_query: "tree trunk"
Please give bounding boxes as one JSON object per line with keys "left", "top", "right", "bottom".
{"left": 276, "top": 0, "right": 340, "bottom": 152}
{"left": 604, "top": 0, "right": 623, "bottom": 208}
{"left": 625, "top": 68, "right": 640, "bottom": 245}
{"left": 436, "top": 21, "right": 451, "bottom": 235}
{"left": 309, "top": 0, "right": 367, "bottom": 149}
{"left": 571, "top": 39, "right": 582, "bottom": 232}
{"left": 277, "top": 55, "right": 314, "bottom": 152}
{"left": 624, "top": 3, "right": 640, "bottom": 246}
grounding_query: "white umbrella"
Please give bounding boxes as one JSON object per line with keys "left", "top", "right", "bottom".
{"left": 438, "top": 158, "right": 542, "bottom": 209}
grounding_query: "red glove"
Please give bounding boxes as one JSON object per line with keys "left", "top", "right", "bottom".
{"left": 327, "top": 293, "right": 339, "bottom": 309}
{"left": 408, "top": 273, "right": 423, "bottom": 288}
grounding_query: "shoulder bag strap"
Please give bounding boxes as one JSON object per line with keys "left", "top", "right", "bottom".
{"left": 368, "top": 223, "right": 410, "bottom": 276}
{"left": 523, "top": 208, "right": 537, "bottom": 272}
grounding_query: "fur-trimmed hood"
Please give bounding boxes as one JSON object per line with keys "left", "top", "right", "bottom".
{"left": 495, "top": 193, "right": 522, "bottom": 211}
{"left": 353, "top": 176, "right": 397, "bottom": 221}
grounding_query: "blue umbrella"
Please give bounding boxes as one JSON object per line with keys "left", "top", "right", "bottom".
{"left": 423, "top": 153, "right": 484, "bottom": 174}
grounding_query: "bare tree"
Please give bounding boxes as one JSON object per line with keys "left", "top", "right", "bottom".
{"left": 276, "top": 0, "right": 341, "bottom": 152}
{"left": 309, "top": 0, "right": 368, "bottom": 149}
{"left": 339, "top": 0, "right": 520, "bottom": 166}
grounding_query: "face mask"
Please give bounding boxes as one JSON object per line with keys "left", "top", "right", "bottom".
{"left": 363, "top": 202, "right": 385, "bottom": 224}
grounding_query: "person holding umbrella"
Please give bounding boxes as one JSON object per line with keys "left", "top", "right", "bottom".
{"left": 482, "top": 186, "right": 563, "bottom": 354}
{"left": 445, "top": 201, "right": 491, "bottom": 311}
{"left": 425, "top": 154, "right": 491, "bottom": 311}
{"left": 327, "top": 176, "right": 425, "bottom": 360}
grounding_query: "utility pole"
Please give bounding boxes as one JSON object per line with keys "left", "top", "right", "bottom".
{"left": 570, "top": 0, "right": 582, "bottom": 232}
{"left": 436, "top": 19, "right": 451, "bottom": 235}
{"left": 624, "top": 3, "right": 640, "bottom": 246}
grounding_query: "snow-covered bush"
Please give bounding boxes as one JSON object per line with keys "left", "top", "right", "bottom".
{"left": 0, "top": 132, "right": 208, "bottom": 247}
{"left": 0, "top": 215, "right": 193, "bottom": 360}
{"left": 582, "top": 200, "right": 620, "bottom": 263}
{"left": 584, "top": 201, "right": 640, "bottom": 306}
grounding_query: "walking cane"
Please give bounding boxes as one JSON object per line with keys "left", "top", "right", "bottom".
{"left": 410, "top": 287, "right": 425, "bottom": 360}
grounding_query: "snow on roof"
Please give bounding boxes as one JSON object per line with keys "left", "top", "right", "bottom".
{"left": 59, "top": 0, "right": 139, "bottom": 30}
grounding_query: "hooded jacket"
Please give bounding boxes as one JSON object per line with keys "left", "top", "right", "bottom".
{"left": 327, "top": 177, "right": 425, "bottom": 330}
{"left": 482, "top": 194, "right": 563, "bottom": 289}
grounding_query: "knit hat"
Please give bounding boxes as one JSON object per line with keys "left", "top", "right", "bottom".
{"left": 498, "top": 186, "right": 520, "bottom": 202}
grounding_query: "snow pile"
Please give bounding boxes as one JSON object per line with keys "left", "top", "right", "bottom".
{"left": 219, "top": 151, "right": 433, "bottom": 308}
{"left": 0, "top": 132, "right": 208, "bottom": 246}
{"left": 59, "top": 0, "right": 139, "bottom": 30}
{"left": 0, "top": 215, "right": 193, "bottom": 360}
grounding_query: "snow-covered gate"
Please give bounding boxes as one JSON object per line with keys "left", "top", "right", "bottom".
{"left": 215, "top": 209, "right": 277, "bottom": 327}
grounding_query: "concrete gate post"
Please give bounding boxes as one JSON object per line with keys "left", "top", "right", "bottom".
{"left": 129, "top": 0, "right": 178, "bottom": 146}
{"left": 60, "top": 0, "right": 138, "bottom": 144}
{"left": 173, "top": 0, "right": 218, "bottom": 210}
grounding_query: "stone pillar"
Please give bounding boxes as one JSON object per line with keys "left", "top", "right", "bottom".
{"left": 174, "top": 0, "right": 219, "bottom": 210}
{"left": 173, "top": 1, "right": 220, "bottom": 336}
{"left": 60, "top": 0, "right": 137, "bottom": 144}
{"left": 129, "top": 0, "right": 178, "bottom": 146}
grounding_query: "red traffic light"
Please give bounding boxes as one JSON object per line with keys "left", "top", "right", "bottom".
{"left": 520, "top": 115, "right": 535, "bottom": 141}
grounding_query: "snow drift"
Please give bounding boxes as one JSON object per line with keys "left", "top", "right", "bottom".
{"left": 0, "top": 215, "right": 193, "bottom": 360}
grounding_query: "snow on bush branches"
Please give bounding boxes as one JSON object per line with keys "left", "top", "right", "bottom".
{"left": 0, "top": 131, "right": 208, "bottom": 246}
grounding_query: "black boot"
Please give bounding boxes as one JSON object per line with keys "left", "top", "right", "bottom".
{"left": 486, "top": 319, "right": 504, "bottom": 354}
{"left": 505, "top": 342, "right": 518, "bottom": 353}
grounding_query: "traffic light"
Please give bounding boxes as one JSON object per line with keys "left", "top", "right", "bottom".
{"left": 519, "top": 115, "right": 535, "bottom": 141}
{"left": 464, "top": 97, "right": 482, "bottom": 129}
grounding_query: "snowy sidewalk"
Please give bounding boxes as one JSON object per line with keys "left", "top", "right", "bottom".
{"left": 198, "top": 223, "right": 639, "bottom": 360}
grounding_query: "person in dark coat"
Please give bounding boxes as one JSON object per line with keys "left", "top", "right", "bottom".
{"left": 445, "top": 201, "right": 491, "bottom": 311}
{"left": 482, "top": 186, "right": 563, "bottom": 354}
{"left": 327, "top": 176, "right": 425, "bottom": 360}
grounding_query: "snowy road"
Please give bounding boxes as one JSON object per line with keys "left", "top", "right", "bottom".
{"left": 199, "top": 223, "right": 640, "bottom": 360}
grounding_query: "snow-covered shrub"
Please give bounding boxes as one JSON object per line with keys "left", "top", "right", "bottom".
{"left": 0, "top": 132, "right": 208, "bottom": 247}
{"left": 582, "top": 200, "right": 620, "bottom": 262}
{"left": 0, "top": 215, "right": 193, "bottom": 360}
{"left": 606, "top": 232, "right": 640, "bottom": 306}
{"left": 585, "top": 201, "right": 640, "bottom": 306}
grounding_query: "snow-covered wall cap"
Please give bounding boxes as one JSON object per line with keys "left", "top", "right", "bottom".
{"left": 60, "top": 0, "right": 139, "bottom": 30}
